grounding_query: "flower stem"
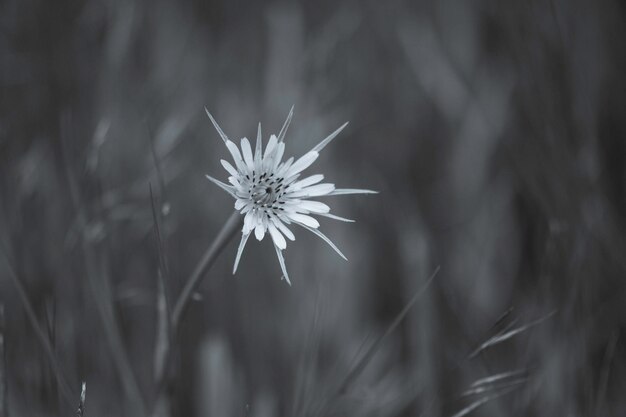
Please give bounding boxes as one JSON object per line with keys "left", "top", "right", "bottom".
{"left": 152, "top": 211, "right": 242, "bottom": 416}
{"left": 171, "top": 211, "right": 242, "bottom": 330}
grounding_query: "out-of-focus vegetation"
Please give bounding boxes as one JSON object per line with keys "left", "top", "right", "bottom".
{"left": 1, "top": 0, "right": 625, "bottom": 416}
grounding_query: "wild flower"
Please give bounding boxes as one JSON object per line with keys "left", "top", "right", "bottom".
{"left": 205, "top": 107, "right": 376, "bottom": 284}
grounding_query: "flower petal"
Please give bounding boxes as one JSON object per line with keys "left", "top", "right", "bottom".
{"left": 220, "top": 159, "right": 239, "bottom": 177}
{"left": 288, "top": 183, "right": 335, "bottom": 198}
{"left": 264, "top": 134, "right": 278, "bottom": 159}
{"left": 254, "top": 223, "right": 266, "bottom": 241}
{"left": 297, "top": 200, "right": 330, "bottom": 213}
{"left": 287, "top": 213, "right": 319, "bottom": 228}
{"left": 225, "top": 140, "right": 248, "bottom": 174}
{"left": 243, "top": 211, "right": 256, "bottom": 234}
{"left": 254, "top": 123, "right": 263, "bottom": 167}
{"left": 233, "top": 232, "right": 251, "bottom": 273}
{"left": 268, "top": 222, "right": 286, "bottom": 249}
{"left": 272, "top": 142, "right": 285, "bottom": 169}
{"left": 234, "top": 199, "right": 247, "bottom": 210}
{"left": 276, "top": 157, "right": 294, "bottom": 177}
{"left": 272, "top": 217, "right": 295, "bottom": 240}
{"left": 228, "top": 176, "right": 240, "bottom": 187}
{"left": 240, "top": 138, "right": 254, "bottom": 171}
{"left": 290, "top": 174, "right": 324, "bottom": 191}
{"left": 285, "top": 151, "right": 319, "bottom": 177}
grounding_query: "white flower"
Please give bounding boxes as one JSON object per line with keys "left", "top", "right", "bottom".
{"left": 205, "top": 107, "right": 376, "bottom": 285}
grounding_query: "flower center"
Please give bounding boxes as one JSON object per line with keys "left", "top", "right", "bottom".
{"left": 251, "top": 184, "right": 276, "bottom": 205}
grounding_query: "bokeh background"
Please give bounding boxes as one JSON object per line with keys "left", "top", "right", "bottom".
{"left": 1, "top": 0, "right": 626, "bottom": 416}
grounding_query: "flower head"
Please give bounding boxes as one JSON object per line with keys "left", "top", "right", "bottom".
{"left": 205, "top": 107, "right": 376, "bottom": 285}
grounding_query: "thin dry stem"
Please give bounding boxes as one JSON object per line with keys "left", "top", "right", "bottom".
{"left": 0, "top": 251, "right": 75, "bottom": 407}
{"left": 60, "top": 115, "right": 147, "bottom": 417}
{"left": 152, "top": 210, "right": 242, "bottom": 417}
{"left": 171, "top": 211, "right": 242, "bottom": 329}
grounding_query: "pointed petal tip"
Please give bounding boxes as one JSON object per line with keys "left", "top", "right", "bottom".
{"left": 319, "top": 212, "right": 356, "bottom": 223}
{"left": 277, "top": 105, "right": 295, "bottom": 143}
{"left": 205, "top": 174, "right": 238, "bottom": 198}
{"left": 274, "top": 244, "right": 291, "bottom": 285}
{"left": 204, "top": 108, "right": 229, "bottom": 143}
{"left": 328, "top": 188, "right": 379, "bottom": 196}
{"left": 311, "top": 121, "right": 350, "bottom": 153}
{"left": 295, "top": 221, "right": 347, "bottom": 260}
{"left": 233, "top": 232, "right": 251, "bottom": 274}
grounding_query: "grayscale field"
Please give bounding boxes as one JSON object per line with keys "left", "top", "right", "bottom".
{"left": 0, "top": 0, "right": 625, "bottom": 416}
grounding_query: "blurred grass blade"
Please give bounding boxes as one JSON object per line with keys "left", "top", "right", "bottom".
{"left": 0, "top": 250, "right": 75, "bottom": 407}
{"left": 153, "top": 272, "right": 171, "bottom": 380}
{"left": 469, "top": 311, "right": 556, "bottom": 358}
{"left": 451, "top": 386, "right": 518, "bottom": 417}
{"left": 60, "top": 118, "right": 147, "bottom": 417}
{"left": 462, "top": 369, "right": 528, "bottom": 397}
{"left": 149, "top": 184, "right": 172, "bottom": 384}
{"left": 76, "top": 382, "right": 86, "bottom": 417}
{"left": 0, "top": 304, "right": 6, "bottom": 417}
{"left": 291, "top": 288, "right": 323, "bottom": 417}
{"left": 151, "top": 184, "right": 173, "bottom": 416}
{"left": 469, "top": 369, "right": 527, "bottom": 388}
{"left": 335, "top": 266, "right": 440, "bottom": 396}
{"left": 595, "top": 330, "right": 619, "bottom": 416}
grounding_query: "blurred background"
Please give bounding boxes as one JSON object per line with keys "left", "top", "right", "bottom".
{"left": 1, "top": 0, "right": 626, "bottom": 416}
